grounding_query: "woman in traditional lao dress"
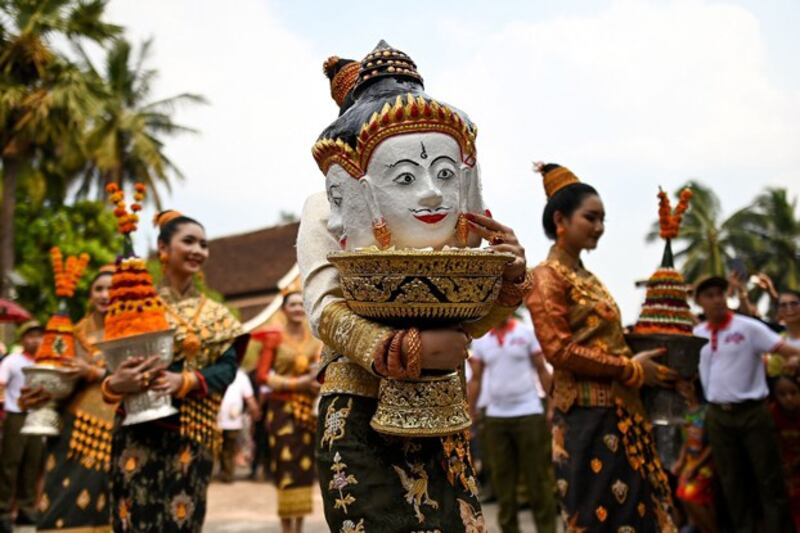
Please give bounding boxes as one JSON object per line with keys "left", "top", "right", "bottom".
{"left": 527, "top": 163, "right": 677, "bottom": 532}
{"left": 102, "top": 211, "right": 246, "bottom": 532}
{"left": 299, "top": 42, "right": 530, "bottom": 532}
{"left": 21, "top": 266, "right": 116, "bottom": 532}
{"left": 255, "top": 290, "right": 322, "bottom": 533}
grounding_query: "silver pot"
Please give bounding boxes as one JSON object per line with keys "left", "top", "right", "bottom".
{"left": 21, "top": 366, "right": 79, "bottom": 436}
{"left": 625, "top": 333, "right": 708, "bottom": 425}
{"left": 95, "top": 329, "right": 178, "bottom": 426}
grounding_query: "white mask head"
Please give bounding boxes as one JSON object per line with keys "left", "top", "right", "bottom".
{"left": 326, "top": 164, "right": 372, "bottom": 250}
{"left": 358, "top": 132, "right": 464, "bottom": 249}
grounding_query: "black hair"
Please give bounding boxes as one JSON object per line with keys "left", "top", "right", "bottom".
{"left": 779, "top": 289, "right": 800, "bottom": 301}
{"left": 90, "top": 270, "right": 113, "bottom": 286}
{"left": 541, "top": 168, "right": 600, "bottom": 240}
{"left": 281, "top": 291, "right": 303, "bottom": 308}
{"left": 155, "top": 211, "right": 204, "bottom": 246}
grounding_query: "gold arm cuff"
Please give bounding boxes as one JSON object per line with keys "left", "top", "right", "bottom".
{"left": 320, "top": 360, "right": 380, "bottom": 399}
{"left": 318, "top": 301, "right": 396, "bottom": 376}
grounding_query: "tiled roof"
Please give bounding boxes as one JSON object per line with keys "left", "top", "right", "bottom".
{"left": 204, "top": 222, "right": 299, "bottom": 299}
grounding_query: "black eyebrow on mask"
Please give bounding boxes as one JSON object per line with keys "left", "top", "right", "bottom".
{"left": 430, "top": 155, "right": 457, "bottom": 167}
{"left": 386, "top": 159, "right": 421, "bottom": 168}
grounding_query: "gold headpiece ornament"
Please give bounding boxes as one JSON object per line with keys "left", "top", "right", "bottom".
{"left": 153, "top": 210, "right": 183, "bottom": 228}
{"left": 98, "top": 264, "right": 116, "bottom": 275}
{"left": 312, "top": 93, "right": 477, "bottom": 178}
{"left": 324, "top": 56, "right": 360, "bottom": 108}
{"left": 280, "top": 277, "right": 303, "bottom": 298}
{"left": 536, "top": 163, "right": 581, "bottom": 199}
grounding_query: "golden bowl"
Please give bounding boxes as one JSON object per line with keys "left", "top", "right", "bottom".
{"left": 328, "top": 248, "right": 513, "bottom": 324}
{"left": 370, "top": 372, "right": 471, "bottom": 437}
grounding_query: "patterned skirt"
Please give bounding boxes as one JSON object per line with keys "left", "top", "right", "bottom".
{"left": 552, "top": 401, "right": 676, "bottom": 532}
{"left": 110, "top": 421, "right": 213, "bottom": 532}
{"left": 38, "top": 411, "right": 111, "bottom": 532}
{"left": 316, "top": 393, "right": 486, "bottom": 533}
{"left": 38, "top": 383, "right": 116, "bottom": 532}
{"left": 267, "top": 397, "right": 316, "bottom": 518}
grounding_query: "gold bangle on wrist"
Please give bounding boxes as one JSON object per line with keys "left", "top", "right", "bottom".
{"left": 101, "top": 377, "right": 124, "bottom": 404}
{"left": 622, "top": 360, "right": 644, "bottom": 389}
{"left": 175, "top": 371, "right": 195, "bottom": 399}
{"left": 405, "top": 327, "right": 422, "bottom": 379}
{"left": 387, "top": 330, "right": 409, "bottom": 379}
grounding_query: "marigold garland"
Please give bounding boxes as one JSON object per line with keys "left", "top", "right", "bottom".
{"left": 99, "top": 185, "right": 171, "bottom": 340}
{"left": 50, "top": 247, "right": 90, "bottom": 298}
{"left": 105, "top": 182, "right": 146, "bottom": 235}
{"left": 657, "top": 187, "right": 693, "bottom": 240}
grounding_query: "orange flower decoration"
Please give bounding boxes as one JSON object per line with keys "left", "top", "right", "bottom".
{"left": 50, "top": 247, "right": 90, "bottom": 298}
{"left": 657, "top": 187, "right": 693, "bottom": 240}
{"left": 107, "top": 182, "right": 147, "bottom": 235}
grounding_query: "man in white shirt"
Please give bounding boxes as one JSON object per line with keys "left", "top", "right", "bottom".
{"left": 469, "top": 317, "right": 555, "bottom": 533}
{"left": 0, "top": 321, "right": 45, "bottom": 532}
{"left": 217, "top": 368, "right": 259, "bottom": 483}
{"left": 693, "top": 276, "right": 799, "bottom": 532}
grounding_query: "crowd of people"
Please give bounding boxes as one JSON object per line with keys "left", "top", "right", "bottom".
{"left": 0, "top": 42, "right": 798, "bottom": 533}
{"left": 0, "top": 185, "right": 795, "bottom": 533}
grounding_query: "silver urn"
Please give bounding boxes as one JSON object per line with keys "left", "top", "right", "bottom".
{"left": 95, "top": 329, "right": 178, "bottom": 426}
{"left": 21, "top": 366, "right": 80, "bottom": 436}
{"left": 625, "top": 333, "right": 708, "bottom": 425}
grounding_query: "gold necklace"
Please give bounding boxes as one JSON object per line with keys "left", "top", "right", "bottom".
{"left": 163, "top": 295, "right": 207, "bottom": 359}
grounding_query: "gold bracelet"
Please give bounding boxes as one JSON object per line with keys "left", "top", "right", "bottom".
{"left": 405, "top": 327, "right": 422, "bottom": 379}
{"left": 387, "top": 330, "right": 409, "bottom": 379}
{"left": 175, "top": 371, "right": 195, "bottom": 399}
{"left": 622, "top": 360, "right": 644, "bottom": 388}
{"left": 101, "top": 377, "right": 124, "bottom": 404}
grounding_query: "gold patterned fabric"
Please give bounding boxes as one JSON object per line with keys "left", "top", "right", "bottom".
{"left": 263, "top": 327, "right": 321, "bottom": 519}
{"left": 318, "top": 301, "right": 396, "bottom": 377}
{"left": 159, "top": 286, "right": 243, "bottom": 370}
{"left": 320, "top": 360, "right": 379, "bottom": 399}
{"left": 527, "top": 246, "right": 636, "bottom": 413}
{"left": 39, "top": 313, "right": 115, "bottom": 533}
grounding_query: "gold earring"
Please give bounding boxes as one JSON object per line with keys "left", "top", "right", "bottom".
{"left": 456, "top": 213, "right": 470, "bottom": 247}
{"left": 372, "top": 219, "right": 392, "bottom": 250}
{"left": 159, "top": 251, "right": 168, "bottom": 273}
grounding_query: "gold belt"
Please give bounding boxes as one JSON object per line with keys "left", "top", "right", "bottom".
{"left": 575, "top": 380, "right": 615, "bottom": 407}
{"left": 320, "top": 360, "right": 380, "bottom": 399}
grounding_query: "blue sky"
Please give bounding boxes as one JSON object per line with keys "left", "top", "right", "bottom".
{"left": 108, "top": 0, "right": 800, "bottom": 322}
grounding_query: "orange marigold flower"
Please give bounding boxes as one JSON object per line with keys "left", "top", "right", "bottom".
{"left": 106, "top": 183, "right": 119, "bottom": 194}
{"left": 134, "top": 183, "right": 146, "bottom": 193}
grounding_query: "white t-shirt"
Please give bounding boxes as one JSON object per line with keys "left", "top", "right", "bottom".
{"left": 471, "top": 321, "right": 544, "bottom": 418}
{"left": 218, "top": 369, "right": 254, "bottom": 431}
{"left": 0, "top": 352, "right": 35, "bottom": 413}
{"left": 694, "top": 313, "right": 783, "bottom": 404}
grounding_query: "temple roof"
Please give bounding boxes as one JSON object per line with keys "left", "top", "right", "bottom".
{"left": 203, "top": 222, "right": 299, "bottom": 321}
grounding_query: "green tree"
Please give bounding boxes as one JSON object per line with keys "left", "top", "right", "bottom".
{"left": 726, "top": 188, "right": 800, "bottom": 291}
{"left": 74, "top": 38, "right": 206, "bottom": 208}
{"left": 647, "top": 180, "right": 732, "bottom": 282}
{"left": 0, "top": 0, "right": 120, "bottom": 296}
{"left": 13, "top": 199, "right": 122, "bottom": 322}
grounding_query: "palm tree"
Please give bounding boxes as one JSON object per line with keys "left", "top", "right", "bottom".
{"left": 74, "top": 38, "right": 206, "bottom": 208}
{"left": 726, "top": 188, "right": 800, "bottom": 291}
{"left": 646, "top": 180, "right": 731, "bottom": 282}
{"left": 0, "top": 0, "right": 120, "bottom": 297}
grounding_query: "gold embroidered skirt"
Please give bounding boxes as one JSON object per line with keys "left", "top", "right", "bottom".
{"left": 267, "top": 398, "right": 315, "bottom": 518}
{"left": 317, "top": 393, "right": 486, "bottom": 532}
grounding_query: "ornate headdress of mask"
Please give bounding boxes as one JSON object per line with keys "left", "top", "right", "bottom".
{"left": 312, "top": 40, "right": 479, "bottom": 250}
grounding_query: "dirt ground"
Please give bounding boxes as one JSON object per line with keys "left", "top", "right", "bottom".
{"left": 203, "top": 478, "right": 537, "bottom": 532}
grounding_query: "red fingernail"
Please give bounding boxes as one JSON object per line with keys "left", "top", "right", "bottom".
{"left": 484, "top": 209, "right": 493, "bottom": 218}
{"left": 464, "top": 213, "right": 476, "bottom": 221}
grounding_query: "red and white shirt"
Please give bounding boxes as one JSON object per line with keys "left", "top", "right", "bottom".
{"left": 471, "top": 320, "right": 544, "bottom": 418}
{"left": 0, "top": 351, "right": 35, "bottom": 413}
{"left": 694, "top": 312, "right": 783, "bottom": 404}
